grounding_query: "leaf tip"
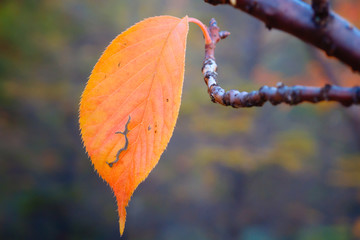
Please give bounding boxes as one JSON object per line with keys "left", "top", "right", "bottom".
{"left": 118, "top": 203, "right": 127, "bottom": 236}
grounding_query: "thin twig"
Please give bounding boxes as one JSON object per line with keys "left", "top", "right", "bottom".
{"left": 204, "top": 0, "right": 360, "bottom": 72}
{"left": 202, "top": 18, "right": 360, "bottom": 107}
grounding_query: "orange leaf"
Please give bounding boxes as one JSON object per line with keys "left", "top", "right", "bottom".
{"left": 79, "top": 16, "right": 189, "bottom": 235}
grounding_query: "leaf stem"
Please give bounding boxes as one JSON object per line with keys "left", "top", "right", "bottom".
{"left": 188, "top": 17, "right": 212, "bottom": 45}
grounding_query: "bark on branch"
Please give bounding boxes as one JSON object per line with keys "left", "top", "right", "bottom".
{"left": 202, "top": 18, "right": 360, "bottom": 107}
{"left": 204, "top": 0, "right": 360, "bottom": 72}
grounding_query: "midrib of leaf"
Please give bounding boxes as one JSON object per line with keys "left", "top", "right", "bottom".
{"left": 114, "top": 18, "right": 186, "bottom": 189}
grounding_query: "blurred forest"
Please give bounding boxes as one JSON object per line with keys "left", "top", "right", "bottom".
{"left": 1, "top": 0, "right": 360, "bottom": 239}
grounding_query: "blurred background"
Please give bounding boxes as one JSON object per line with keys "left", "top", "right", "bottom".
{"left": 1, "top": 0, "right": 360, "bottom": 239}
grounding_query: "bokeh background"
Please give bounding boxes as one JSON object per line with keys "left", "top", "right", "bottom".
{"left": 1, "top": 0, "right": 360, "bottom": 239}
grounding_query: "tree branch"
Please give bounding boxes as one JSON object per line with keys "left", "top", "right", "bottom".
{"left": 204, "top": 0, "right": 360, "bottom": 72}
{"left": 202, "top": 18, "right": 360, "bottom": 107}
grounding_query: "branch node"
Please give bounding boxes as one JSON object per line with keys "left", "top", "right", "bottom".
{"left": 219, "top": 31, "right": 231, "bottom": 39}
{"left": 322, "top": 84, "right": 331, "bottom": 101}
{"left": 265, "top": 23, "right": 272, "bottom": 30}
{"left": 244, "top": 2, "right": 258, "bottom": 14}
{"left": 312, "top": 0, "right": 330, "bottom": 27}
